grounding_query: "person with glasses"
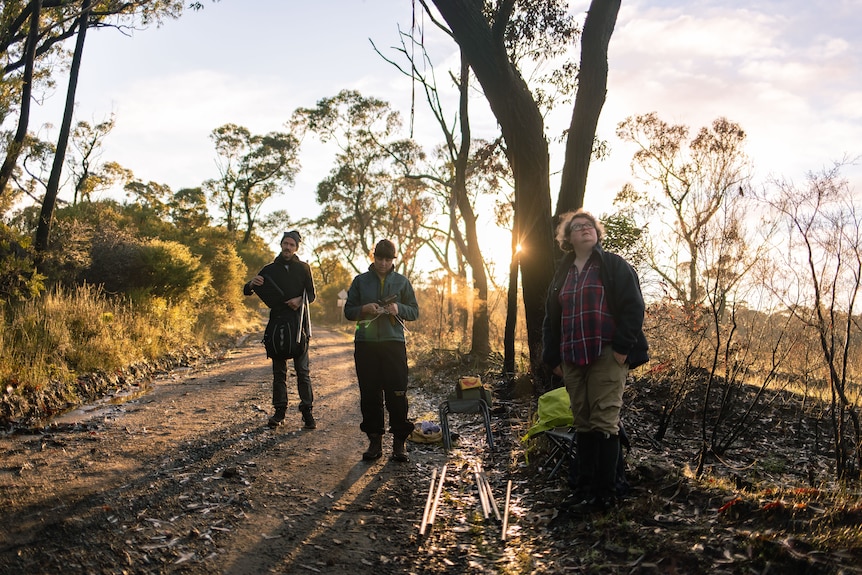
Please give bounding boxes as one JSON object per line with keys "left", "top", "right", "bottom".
{"left": 542, "top": 209, "right": 649, "bottom": 514}
{"left": 344, "top": 239, "right": 420, "bottom": 462}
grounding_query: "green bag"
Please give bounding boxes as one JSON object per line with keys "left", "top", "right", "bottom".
{"left": 522, "top": 386, "right": 573, "bottom": 441}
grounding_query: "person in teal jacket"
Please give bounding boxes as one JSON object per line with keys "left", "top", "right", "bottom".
{"left": 344, "top": 239, "right": 420, "bottom": 462}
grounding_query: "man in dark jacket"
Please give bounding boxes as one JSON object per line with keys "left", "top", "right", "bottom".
{"left": 344, "top": 239, "right": 419, "bottom": 462}
{"left": 543, "top": 210, "right": 648, "bottom": 513}
{"left": 244, "top": 230, "right": 317, "bottom": 430}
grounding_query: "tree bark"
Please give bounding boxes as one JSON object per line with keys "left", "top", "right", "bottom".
{"left": 503, "top": 234, "right": 518, "bottom": 378}
{"left": 35, "top": 0, "right": 90, "bottom": 253}
{"left": 430, "top": 0, "right": 556, "bottom": 386}
{"left": 0, "top": 0, "right": 41, "bottom": 197}
{"left": 556, "top": 0, "right": 621, "bottom": 215}
{"left": 452, "top": 53, "right": 491, "bottom": 359}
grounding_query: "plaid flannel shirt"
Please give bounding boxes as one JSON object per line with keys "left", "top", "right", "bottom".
{"left": 559, "top": 257, "right": 616, "bottom": 366}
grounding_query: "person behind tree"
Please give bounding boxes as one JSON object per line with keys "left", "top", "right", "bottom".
{"left": 344, "top": 239, "right": 420, "bottom": 462}
{"left": 243, "top": 230, "right": 317, "bottom": 430}
{"left": 542, "top": 209, "right": 649, "bottom": 513}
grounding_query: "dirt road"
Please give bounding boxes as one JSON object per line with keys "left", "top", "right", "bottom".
{"left": 7, "top": 327, "right": 859, "bottom": 574}
{"left": 0, "top": 327, "right": 518, "bottom": 574}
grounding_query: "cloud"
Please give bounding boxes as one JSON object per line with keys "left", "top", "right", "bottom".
{"left": 586, "top": 0, "right": 862, "bottom": 197}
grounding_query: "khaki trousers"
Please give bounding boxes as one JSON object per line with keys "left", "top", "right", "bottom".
{"left": 562, "top": 346, "right": 628, "bottom": 435}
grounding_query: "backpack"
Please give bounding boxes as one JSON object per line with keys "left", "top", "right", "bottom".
{"left": 263, "top": 309, "right": 307, "bottom": 360}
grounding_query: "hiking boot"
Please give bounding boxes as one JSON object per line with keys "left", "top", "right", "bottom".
{"left": 267, "top": 406, "right": 287, "bottom": 428}
{"left": 392, "top": 436, "right": 409, "bottom": 462}
{"left": 362, "top": 434, "right": 383, "bottom": 461}
{"left": 301, "top": 409, "right": 316, "bottom": 430}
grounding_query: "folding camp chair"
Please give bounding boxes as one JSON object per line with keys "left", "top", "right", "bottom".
{"left": 540, "top": 422, "right": 632, "bottom": 490}
{"left": 541, "top": 426, "right": 576, "bottom": 479}
{"left": 438, "top": 398, "right": 494, "bottom": 452}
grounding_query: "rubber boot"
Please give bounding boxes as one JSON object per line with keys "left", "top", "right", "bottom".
{"left": 588, "top": 432, "right": 620, "bottom": 511}
{"left": 268, "top": 405, "right": 287, "bottom": 428}
{"left": 362, "top": 434, "right": 383, "bottom": 461}
{"left": 561, "top": 431, "right": 597, "bottom": 509}
{"left": 392, "top": 435, "right": 409, "bottom": 462}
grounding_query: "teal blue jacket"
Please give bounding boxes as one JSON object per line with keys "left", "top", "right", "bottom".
{"left": 344, "top": 265, "right": 419, "bottom": 343}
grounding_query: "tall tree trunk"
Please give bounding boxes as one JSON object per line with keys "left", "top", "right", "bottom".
{"left": 0, "top": 0, "right": 41, "bottom": 197}
{"left": 556, "top": 0, "right": 621, "bottom": 214}
{"left": 431, "top": 0, "right": 556, "bottom": 388}
{"left": 503, "top": 232, "right": 519, "bottom": 378}
{"left": 452, "top": 53, "right": 491, "bottom": 359}
{"left": 35, "top": 0, "right": 91, "bottom": 253}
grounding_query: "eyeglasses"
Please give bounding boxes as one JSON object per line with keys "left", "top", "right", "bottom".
{"left": 569, "top": 222, "right": 595, "bottom": 232}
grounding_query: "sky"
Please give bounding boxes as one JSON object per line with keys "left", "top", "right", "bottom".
{"left": 21, "top": 0, "right": 862, "bottom": 269}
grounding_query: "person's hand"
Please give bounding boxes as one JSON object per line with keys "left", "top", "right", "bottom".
{"left": 552, "top": 364, "right": 563, "bottom": 378}
{"left": 383, "top": 302, "right": 398, "bottom": 316}
{"left": 614, "top": 351, "right": 628, "bottom": 366}
{"left": 362, "top": 303, "right": 381, "bottom": 315}
{"left": 250, "top": 275, "right": 264, "bottom": 286}
{"left": 286, "top": 296, "right": 303, "bottom": 310}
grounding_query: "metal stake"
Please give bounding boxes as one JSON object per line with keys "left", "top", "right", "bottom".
{"left": 501, "top": 479, "right": 513, "bottom": 541}
{"left": 419, "top": 467, "right": 438, "bottom": 536}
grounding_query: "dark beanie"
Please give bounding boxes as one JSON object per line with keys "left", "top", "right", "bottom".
{"left": 373, "top": 239, "right": 397, "bottom": 259}
{"left": 282, "top": 230, "right": 301, "bottom": 245}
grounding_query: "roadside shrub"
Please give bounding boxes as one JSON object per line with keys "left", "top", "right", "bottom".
{"left": 83, "top": 234, "right": 209, "bottom": 303}
{"left": 0, "top": 222, "right": 44, "bottom": 303}
{"left": 186, "top": 228, "right": 252, "bottom": 336}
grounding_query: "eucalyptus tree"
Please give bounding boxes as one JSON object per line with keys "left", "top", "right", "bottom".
{"left": 424, "top": 0, "right": 619, "bottom": 383}
{"left": 375, "top": 29, "right": 513, "bottom": 358}
{"left": 615, "top": 113, "right": 752, "bottom": 314}
{"left": 292, "top": 90, "right": 431, "bottom": 276}
{"left": 168, "top": 186, "right": 209, "bottom": 232}
{"left": 0, "top": 0, "right": 40, "bottom": 197}
{"left": 204, "top": 123, "right": 301, "bottom": 244}
{"left": 124, "top": 179, "right": 171, "bottom": 220}
{"left": 67, "top": 115, "right": 132, "bottom": 203}
{"left": 1, "top": 0, "right": 193, "bottom": 201}
{"left": 35, "top": 0, "right": 91, "bottom": 253}
{"left": 3, "top": 0, "right": 212, "bottom": 256}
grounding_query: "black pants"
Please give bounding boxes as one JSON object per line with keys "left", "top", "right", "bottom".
{"left": 354, "top": 340, "right": 413, "bottom": 438}
{"left": 272, "top": 347, "right": 313, "bottom": 412}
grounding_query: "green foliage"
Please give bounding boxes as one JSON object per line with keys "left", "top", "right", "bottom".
{"left": 233, "top": 231, "right": 274, "bottom": 277}
{"left": 0, "top": 222, "right": 44, "bottom": 303}
{"left": 184, "top": 227, "right": 251, "bottom": 333}
{"left": 310, "top": 256, "right": 353, "bottom": 324}
{"left": 169, "top": 187, "right": 210, "bottom": 231}
{"left": 600, "top": 211, "right": 645, "bottom": 266}
{"left": 83, "top": 234, "right": 209, "bottom": 302}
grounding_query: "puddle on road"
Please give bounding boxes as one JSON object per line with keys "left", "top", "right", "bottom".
{"left": 51, "top": 379, "right": 154, "bottom": 425}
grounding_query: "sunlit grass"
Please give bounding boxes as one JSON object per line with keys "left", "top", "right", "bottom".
{"left": 0, "top": 283, "right": 251, "bottom": 421}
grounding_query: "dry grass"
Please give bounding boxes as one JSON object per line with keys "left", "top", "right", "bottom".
{"left": 0, "top": 283, "right": 253, "bottom": 423}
